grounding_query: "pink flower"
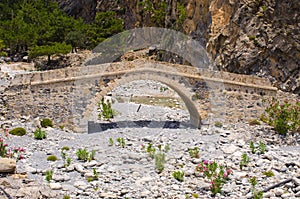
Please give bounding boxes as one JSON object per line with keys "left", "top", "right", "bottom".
{"left": 203, "top": 160, "right": 208, "bottom": 165}
{"left": 223, "top": 172, "right": 228, "bottom": 178}
{"left": 18, "top": 155, "right": 24, "bottom": 160}
{"left": 19, "top": 147, "right": 25, "bottom": 152}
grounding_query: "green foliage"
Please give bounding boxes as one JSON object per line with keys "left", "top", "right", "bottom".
{"left": 87, "top": 168, "right": 99, "bottom": 182}
{"left": 240, "top": 153, "right": 250, "bottom": 170}
{"left": 139, "top": 0, "right": 167, "bottom": 27}
{"left": 196, "top": 160, "right": 232, "bottom": 195}
{"left": 258, "top": 141, "right": 266, "bottom": 154}
{"left": 108, "top": 138, "right": 114, "bottom": 146}
{"left": 249, "top": 119, "right": 261, "bottom": 126}
{"left": 262, "top": 170, "right": 274, "bottom": 177}
{"left": 98, "top": 98, "right": 116, "bottom": 121}
{"left": 146, "top": 143, "right": 156, "bottom": 158}
{"left": 47, "top": 155, "right": 58, "bottom": 161}
{"left": 155, "top": 152, "right": 166, "bottom": 173}
{"left": 116, "top": 137, "right": 125, "bottom": 148}
{"left": 189, "top": 147, "right": 200, "bottom": 158}
{"left": 76, "top": 148, "right": 95, "bottom": 162}
{"left": 63, "top": 196, "right": 71, "bottom": 199}
{"left": 86, "top": 11, "right": 123, "bottom": 48}
{"left": 9, "top": 127, "right": 26, "bottom": 136}
{"left": 45, "top": 170, "right": 53, "bottom": 182}
{"left": 172, "top": 170, "right": 184, "bottom": 182}
{"left": 250, "top": 141, "right": 256, "bottom": 154}
{"left": 34, "top": 128, "right": 47, "bottom": 140}
{"left": 250, "top": 177, "right": 263, "bottom": 199}
{"left": 29, "top": 42, "right": 71, "bottom": 63}
{"left": 262, "top": 98, "right": 300, "bottom": 135}
{"left": 61, "top": 146, "right": 71, "bottom": 167}
{"left": 175, "top": 2, "right": 187, "bottom": 30}
{"left": 41, "top": 118, "right": 53, "bottom": 128}
{"left": 214, "top": 121, "right": 223, "bottom": 128}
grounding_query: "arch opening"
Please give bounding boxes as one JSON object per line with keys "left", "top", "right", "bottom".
{"left": 84, "top": 72, "right": 202, "bottom": 133}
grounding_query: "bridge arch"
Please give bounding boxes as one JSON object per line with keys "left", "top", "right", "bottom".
{"left": 81, "top": 63, "right": 203, "bottom": 132}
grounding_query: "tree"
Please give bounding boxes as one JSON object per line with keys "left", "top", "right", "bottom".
{"left": 29, "top": 42, "right": 71, "bottom": 64}
{"left": 86, "top": 11, "right": 124, "bottom": 48}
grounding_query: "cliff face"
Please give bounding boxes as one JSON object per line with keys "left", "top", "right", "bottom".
{"left": 56, "top": 0, "right": 300, "bottom": 94}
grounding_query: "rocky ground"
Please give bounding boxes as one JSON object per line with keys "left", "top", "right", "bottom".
{"left": 0, "top": 80, "right": 299, "bottom": 199}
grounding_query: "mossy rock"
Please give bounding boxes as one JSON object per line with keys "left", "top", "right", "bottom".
{"left": 41, "top": 118, "right": 53, "bottom": 128}
{"left": 46, "top": 155, "right": 58, "bottom": 161}
{"left": 9, "top": 127, "right": 27, "bottom": 136}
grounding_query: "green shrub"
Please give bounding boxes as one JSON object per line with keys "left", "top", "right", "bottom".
{"left": 41, "top": 118, "right": 53, "bottom": 128}
{"left": 189, "top": 147, "right": 200, "bottom": 158}
{"left": 262, "top": 170, "right": 274, "bottom": 177}
{"left": 76, "top": 148, "right": 95, "bottom": 162}
{"left": 45, "top": 170, "right": 53, "bottom": 182}
{"left": 214, "top": 121, "right": 223, "bottom": 128}
{"left": 98, "top": 98, "right": 116, "bottom": 121}
{"left": 155, "top": 152, "right": 166, "bottom": 173}
{"left": 9, "top": 127, "right": 27, "bottom": 136}
{"left": 34, "top": 128, "right": 47, "bottom": 140}
{"left": 240, "top": 153, "right": 250, "bottom": 170}
{"left": 47, "top": 155, "right": 58, "bottom": 161}
{"left": 172, "top": 170, "right": 184, "bottom": 182}
{"left": 262, "top": 98, "right": 300, "bottom": 135}
{"left": 63, "top": 196, "right": 70, "bottom": 199}
{"left": 116, "top": 137, "right": 125, "bottom": 148}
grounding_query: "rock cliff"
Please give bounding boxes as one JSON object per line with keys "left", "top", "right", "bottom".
{"left": 55, "top": 0, "right": 300, "bottom": 94}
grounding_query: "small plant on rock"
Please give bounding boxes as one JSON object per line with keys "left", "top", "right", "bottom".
{"left": 172, "top": 170, "right": 184, "bottom": 182}
{"left": 98, "top": 98, "right": 116, "bottom": 121}
{"left": 189, "top": 147, "right": 200, "bottom": 158}
{"left": 250, "top": 141, "right": 256, "bottom": 154}
{"left": 258, "top": 141, "right": 266, "bottom": 154}
{"left": 63, "top": 196, "right": 70, "bottom": 199}
{"left": 47, "top": 155, "right": 58, "bottom": 161}
{"left": 240, "top": 153, "right": 250, "bottom": 170}
{"left": 116, "top": 137, "right": 125, "bottom": 148}
{"left": 155, "top": 151, "right": 166, "bottom": 173}
{"left": 262, "top": 170, "right": 274, "bottom": 177}
{"left": 250, "top": 177, "right": 263, "bottom": 199}
{"left": 214, "top": 121, "right": 223, "bottom": 128}
{"left": 45, "top": 170, "right": 53, "bottom": 182}
{"left": 76, "top": 148, "right": 96, "bottom": 162}
{"left": 34, "top": 128, "right": 47, "bottom": 140}
{"left": 41, "top": 118, "right": 53, "bottom": 128}
{"left": 196, "top": 160, "right": 233, "bottom": 195}
{"left": 9, "top": 127, "right": 26, "bottom": 136}
{"left": 108, "top": 138, "right": 114, "bottom": 146}
{"left": 146, "top": 143, "right": 156, "bottom": 158}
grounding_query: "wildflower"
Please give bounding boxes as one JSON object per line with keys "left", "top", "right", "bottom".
{"left": 19, "top": 147, "right": 25, "bottom": 152}
{"left": 203, "top": 160, "right": 208, "bottom": 165}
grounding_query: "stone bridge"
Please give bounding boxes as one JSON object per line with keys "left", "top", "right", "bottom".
{"left": 2, "top": 59, "right": 277, "bottom": 132}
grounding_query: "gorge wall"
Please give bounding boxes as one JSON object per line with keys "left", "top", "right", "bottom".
{"left": 55, "top": 0, "right": 300, "bottom": 95}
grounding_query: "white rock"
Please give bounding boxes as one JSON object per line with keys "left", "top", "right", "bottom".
{"left": 222, "top": 144, "right": 239, "bottom": 154}
{"left": 49, "top": 182, "right": 62, "bottom": 190}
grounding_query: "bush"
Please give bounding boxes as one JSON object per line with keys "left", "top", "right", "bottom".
{"left": 261, "top": 98, "right": 300, "bottom": 135}
{"left": 45, "top": 170, "right": 53, "bottom": 182}
{"left": 41, "top": 118, "right": 53, "bottom": 128}
{"left": 98, "top": 98, "right": 116, "bottom": 121}
{"left": 9, "top": 127, "right": 27, "bottom": 136}
{"left": 76, "top": 148, "right": 95, "bottom": 162}
{"left": 47, "top": 155, "right": 58, "bottom": 161}
{"left": 34, "top": 128, "right": 47, "bottom": 140}
{"left": 172, "top": 171, "right": 184, "bottom": 182}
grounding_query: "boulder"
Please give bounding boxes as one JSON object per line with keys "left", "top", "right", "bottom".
{"left": 0, "top": 158, "right": 16, "bottom": 173}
